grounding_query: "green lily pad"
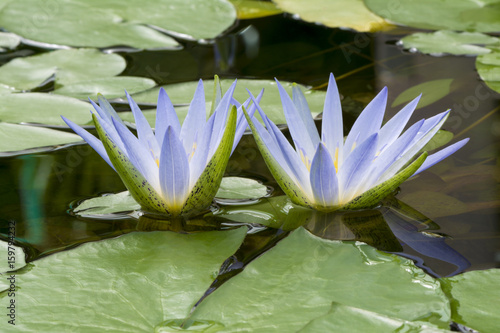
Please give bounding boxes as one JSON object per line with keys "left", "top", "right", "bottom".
{"left": 0, "top": 48, "right": 126, "bottom": 91}
{"left": 271, "top": 0, "right": 391, "bottom": 32}
{"left": 364, "top": 0, "right": 500, "bottom": 33}
{"left": 476, "top": 48, "right": 500, "bottom": 93}
{"left": 216, "top": 177, "right": 268, "bottom": 200}
{"left": 0, "top": 93, "right": 92, "bottom": 126}
{"left": 187, "top": 227, "right": 451, "bottom": 331}
{"left": 53, "top": 76, "right": 156, "bottom": 100}
{"left": 298, "top": 303, "right": 452, "bottom": 332}
{"left": 132, "top": 78, "right": 327, "bottom": 125}
{"left": 229, "top": 0, "right": 283, "bottom": 19}
{"left": 440, "top": 269, "right": 500, "bottom": 333}
{"left": 0, "top": 228, "right": 247, "bottom": 332}
{"left": 400, "top": 30, "right": 499, "bottom": 56}
{"left": 392, "top": 79, "right": 454, "bottom": 109}
{"left": 0, "top": 122, "right": 82, "bottom": 153}
{"left": 73, "top": 191, "right": 141, "bottom": 216}
{"left": 0, "top": 239, "right": 26, "bottom": 273}
{"left": 0, "top": 31, "right": 20, "bottom": 50}
{"left": 0, "top": 0, "right": 236, "bottom": 49}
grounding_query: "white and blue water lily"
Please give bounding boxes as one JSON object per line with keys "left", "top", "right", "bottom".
{"left": 63, "top": 79, "right": 259, "bottom": 217}
{"left": 244, "top": 74, "right": 469, "bottom": 212}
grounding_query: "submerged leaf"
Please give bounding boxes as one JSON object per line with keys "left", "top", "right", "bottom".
{"left": 392, "top": 79, "right": 454, "bottom": 109}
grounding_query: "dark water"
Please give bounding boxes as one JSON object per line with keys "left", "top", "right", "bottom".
{"left": 0, "top": 14, "right": 499, "bottom": 279}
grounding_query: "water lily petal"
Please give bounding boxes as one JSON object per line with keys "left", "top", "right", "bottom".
{"left": 339, "top": 133, "right": 379, "bottom": 203}
{"left": 180, "top": 79, "right": 206, "bottom": 155}
{"left": 210, "top": 74, "right": 222, "bottom": 115}
{"left": 310, "top": 143, "right": 339, "bottom": 210}
{"left": 111, "top": 117, "right": 160, "bottom": 192}
{"left": 189, "top": 114, "right": 216, "bottom": 186}
{"left": 125, "top": 90, "right": 160, "bottom": 160}
{"left": 97, "top": 94, "right": 126, "bottom": 126}
{"left": 343, "top": 87, "right": 387, "bottom": 158}
{"left": 361, "top": 119, "right": 425, "bottom": 192}
{"left": 209, "top": 79, "right": 238, "bottom": 157}
{"left": 413, "top": 138, "right": 469, "bottom": 176}
{"left": 343, "top": 152, "right": 428, "bottom": 210}
{"left": 321, "top": 73, "right": 343, "bottom": 164}
{"left": 182, "top": 107, "right": 238, "bottom": 216}
{"left": 160, "top": 126, "right": 190, "bottom": 214}
{"left": 292, "top": 83, "right": 320, "bottom": 148}
{"left": 379, "top": 111, "right": 449, "bottom": 183}
{"left": 232, "top": 90, "right": 262, "bottom": 153}
{"left": 93, "top": 114, "right": 169, "bottom": 214}
{"left": 243, "top": 107, "right": 312, "bottom": 207}
{"left": 155, "top": 87, "right": 181, "bottom": 147}
{"left": 276, "top": 78, "right": 317, "bottom": 158}
{"left": 61, "top": 115, "right": 115, "bottom": 170}
{"left": 378, "top": 95, "right": 421, "bottom": 148}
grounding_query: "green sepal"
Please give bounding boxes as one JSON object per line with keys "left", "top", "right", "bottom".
{"left": 342, "top": 152, "right": 428, "bottom": 210}
{"left": 92, "top": 113, "right": 171, "bottom": 215}
{"left": 181, "top": 106, "right": 237, "bottom": 216}
{"left": 209, "top": 75, "right": 222, "bottom": 117}
{"left": 242, "top": 107, "right": 313, "bottom": 208}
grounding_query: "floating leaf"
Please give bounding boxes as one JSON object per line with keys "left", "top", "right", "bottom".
{"left": 0, "top": 239, "right": 26, "bottom": 273}
{"left": 53, "top": 76, "right": 156, "bottom": 100}
{"left": 229, "top": 0, "right": 282, "bottom": 19}
{"left": 476, "top": 48, "right": 500, "bottom": 93}
{"left": 400, "top": 30, "right": 499, "bottom": 56}
{"left": 0, "top": 93, "right": 92, "bottom": 126}
{"left": 0, "top": 0, "right": 236, "bottom": 49}
{"left": 0, "top": 48, "right": 126, "bottom": 91}
{"left": 421, "top": 130, "right": 454, "bottom": 152}
{"left": 0, "top": 228, "right": 247, "bottom": 332}
{"left": 399, "top": 191, "right": 470, "bottom": 218}
{"left": 132, "top": 78, "right": 326, "bottom": 125}
{"left": 271, "top": 0, "right": 391, "bottom": 32}
{"left": 187, "top": 228, "right": 451, "bottom": 331}
{"left": 216, "top": 177, "right": 268, "bottom": 200}
{"left": 365, "top": 0, "right": 500, "bottom": 33}
{"left": 440, "top": 269, "right": 500, "bottom": 333}
{"left": 392, "top": 79, "right": 454, "bottom": 109}
{"left": 73, "top": 191, "right": 141, "bottom": 216}
{"left": 298, "top": 303, "right": 451, "bottom": 333}
{"left": 0, "top": 31, "right": 20, "bottom": 50}
{"left": 0, "top": 122, "right": 82, "bottom": 153}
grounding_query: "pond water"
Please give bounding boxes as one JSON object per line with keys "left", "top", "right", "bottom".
{"left": 0, "top": 8, "right": 499, "bottom": 327}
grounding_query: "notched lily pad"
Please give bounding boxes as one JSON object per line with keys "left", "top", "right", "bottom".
{"left": 400, "top": 30, "right": 499, "bottom": 56}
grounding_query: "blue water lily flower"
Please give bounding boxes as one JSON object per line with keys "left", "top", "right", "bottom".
{"left": 63, "top": 79, "right": 259, "bottom": 217}
{"left": 244, "top": 74, "right": 469, "bottom": 212}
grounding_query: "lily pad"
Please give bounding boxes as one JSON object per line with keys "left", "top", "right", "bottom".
{"left": 392, "top": 79, "right": 454, "bottom": 109}
{"left": 421, "top": 130, "right": 454, "bottom": 152}
{"left": 0, "top": 48, "right": 126, "bottom": 91}
{"left": 0, "top": 228, "right": 247, "bottom": 332}
{"left": 0, "top": 122, "right": 82, "bottom": 153}
{"left": 216, "top": 177, "right": 269, "bottom": 200}
{"left": 298, "top": 303, "right": 451, "bottom": 333}
{"left": 132, "top": 79, "right": 327, "bottom": 125}
{"left": 0, "top": 0, "right": 236, "bottom": 49}
{"left": 0, "top": 31, "right": 20, "bottom": 50}
{"left": 0, "top": 93, "right": 92, "bottom": 126}
{"left": 53, "top": 76, "right": 156, "bottom": 100}
{"left": 440, "top": 269, "right": 500, "bottom": 333}
{"left": 229, "top": 0, "right": 283, "bottom": 19}
{"left": 271, "top": 0, "right": 391, "bottom": 32}
{"left": 399, "top": 191, "right": 470, "bottom": 218}
{"left": 476, "top": 48, "right": 500, "bottom": 93}
{"left": 0, "top": 239, "right": 26, "bottom": 273}
{"left": 187, "top": 227, "right": 451, "bottom": 331}
{"left": 400, "top": 30, "right": 499, "bottom": 56}
{"left": 364, "top": 0, "right": 500, "bottom": 33}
